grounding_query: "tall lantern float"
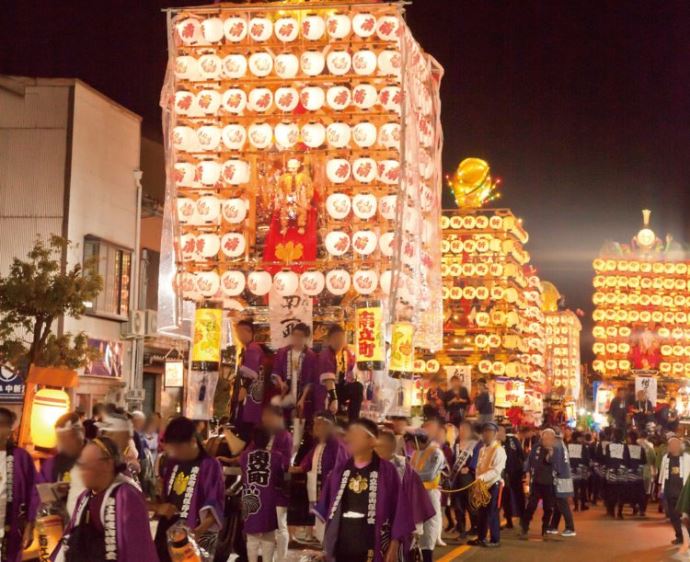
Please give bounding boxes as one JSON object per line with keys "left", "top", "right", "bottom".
{"left": 160, "top": 0, "right": 445, "bottom": 417}
{"left": 30, "top": 388, "right": 70, "bottom": 449}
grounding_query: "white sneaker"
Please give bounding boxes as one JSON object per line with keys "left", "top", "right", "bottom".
{"left": 561, "top": 530, "right": 577, "bottom": 537}
{"left": 437, "top": 538, "right": 448, "bottom": 547}
{"left": 546, "top": 529, "right": 559, "bottom": 535}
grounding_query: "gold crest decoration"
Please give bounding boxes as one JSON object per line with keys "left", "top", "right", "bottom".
{"left": 447, "top": 158, "right": 500, "bottom": 209}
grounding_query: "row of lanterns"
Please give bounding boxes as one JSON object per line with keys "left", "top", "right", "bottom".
{"left": 593, "top": 258, "right": 690, "bottom": 275}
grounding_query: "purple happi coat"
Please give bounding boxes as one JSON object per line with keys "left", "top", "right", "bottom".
{"left": 314, "top": 347, "right": 355, "bottom": 413}
{"left": 51, "top": 476, "right": 156, "bottom": 562}
{"left": 315, "top": 454, "right": 415, "bottom": 562}
{"left": 240, "top": 448, "right": 285, "bottom": 534}
{"left": 3, "top": 446, "right": 39, "bottom": 562}
{"left": 240, "top": 342, "right": 267, "bottom": 425}
{"left": 299, "top": 437, "right": 349, "bottom": 501}
{"left": 161, "top": 455, "right": 225, "bottom": 529}
{"left": 271, "top": 346, "right": 317, "bottom": 420}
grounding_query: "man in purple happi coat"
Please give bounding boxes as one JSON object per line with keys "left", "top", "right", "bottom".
{"left": 241, "top": 426, "right": 286, "bottom": 562}
{"left": 153, "top": 417, "right": 225, "bottom": 562}
{"left": 38, "top": 412, "right": 86, "bottom": 517}
{"left": 52, "top": 436, "right": 156, "bottom": 562}
{"left": 0, "top": 408, "right": 39, "bottom": 562}
{"left": 271, "top": 322, "right": 317, "bottom": 427}
{"left": 315, "top": 418, "right": 414, "bottom": 562}
{"left": 235, "top": 320, "right": 268, "bottom": 439}
{"left": 315, "top": 325, "right": 360, "bottom": 421}
{"left": 377, "top": 429, "right": 436, "bottom": 561}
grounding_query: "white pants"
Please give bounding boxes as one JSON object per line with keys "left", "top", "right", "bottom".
{"left": 420, "top": 488, "right": 442, "bottom": 550}
{"left": 247, "top": 532, "right": 276, "bottom": 562}
{"left": 276, "top": 506, "right": 289, "bottom": 561}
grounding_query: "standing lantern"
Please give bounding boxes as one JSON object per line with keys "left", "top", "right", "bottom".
{"left": 30, "top": 388, "right": 70, "bottom": 449}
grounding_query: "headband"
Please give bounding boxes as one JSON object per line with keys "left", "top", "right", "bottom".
{"left": 96, "top": 416, "right": 133, "bottom": 435}
{"left": 56, "top": 420, "right": 84, "bottom": 434}
{"left": 91, "top": 438, "right": 113, "bottom": 459}
{"left": 350, "top": 422, "right": 377, "bottom": 439}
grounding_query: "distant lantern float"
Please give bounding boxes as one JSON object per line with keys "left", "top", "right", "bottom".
{"left": 447, "top": 158, "right": 500, "bottom": 209}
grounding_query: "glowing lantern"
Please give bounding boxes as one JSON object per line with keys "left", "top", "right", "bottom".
{"left": 31, "top": 388, "right": 70, "bottom": 449}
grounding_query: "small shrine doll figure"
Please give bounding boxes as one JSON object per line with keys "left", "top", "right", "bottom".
{"left": 276, "top": 158, "right": 313, "bottom": 236}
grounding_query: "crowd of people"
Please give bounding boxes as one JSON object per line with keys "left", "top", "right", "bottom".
{"left": 1, "top": 320, "right": 690, "bottom": 562}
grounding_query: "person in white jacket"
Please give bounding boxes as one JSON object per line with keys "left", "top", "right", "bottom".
{"left": 468, "top": 422, "right": 507, "bottom": 548}
{"left": 658, "top": 437, "right": 690, "bottom": 545}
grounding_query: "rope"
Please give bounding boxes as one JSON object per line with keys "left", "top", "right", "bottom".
{"left": 438, "top": 479, "right": 493, "bottom": 510}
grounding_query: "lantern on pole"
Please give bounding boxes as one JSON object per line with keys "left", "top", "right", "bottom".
{"left": 30, "top": 388, "right": 70, "bottom": 449}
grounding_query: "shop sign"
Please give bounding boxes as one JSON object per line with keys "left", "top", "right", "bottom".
{"left": 164, "top": 360, "right": 185, "bottom": 388}
{"left": 0, "top": 366, "right": 24, "bottom": 403}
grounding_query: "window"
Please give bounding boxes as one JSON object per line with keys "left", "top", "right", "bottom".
{"left": 84, "top": 237, "right": 132, "bottom": 319}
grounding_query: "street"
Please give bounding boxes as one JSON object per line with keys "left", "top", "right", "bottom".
{"left": 435, "top": 505, "right": 687, "bottom": 561}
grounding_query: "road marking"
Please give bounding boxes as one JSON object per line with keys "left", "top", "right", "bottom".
{"left": 436, "top": 545, "right": 471, "bottom": 561}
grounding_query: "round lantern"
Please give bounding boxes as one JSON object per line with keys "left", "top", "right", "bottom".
{"left": 31, "top": 388, "right": 70, "bottom": 449}
{"left": 247, "top": 271, "right": 272, "bottom": 296}
{"left": 353, "top": 270, "right": 378, "bottom": 295}
{"left": 326, "top": 269, "right": 351, "bottom": 296}
{"left": 274, "top": 270, "right": 299, "bottom": 296}
{"left": 221, "top": 271, "right": 245, "bottom": 297}
{"left": 300, "top": 271, "right": 325, "bottom": 296}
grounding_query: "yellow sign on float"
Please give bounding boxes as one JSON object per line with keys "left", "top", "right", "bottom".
{"left": 192, "top": 308, "right": 222, "bottom": 363}
{"left": 389, "top": 322, "right": 415, "bottom": 373}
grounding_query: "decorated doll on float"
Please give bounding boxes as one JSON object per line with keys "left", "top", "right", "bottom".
{"left": 315, "top": 418, "right": 415, "bottom": 562}
{"left": 52, "top": 436, "right": 156, "bottom": 562}
{"left": 276, "top": 158, "right": 313, "bottom": 236}
{"left": 152, "top": 417, "right": 225, "bottom": 562}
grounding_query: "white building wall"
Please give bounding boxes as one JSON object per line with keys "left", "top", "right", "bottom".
{"left": 0, "top": 79, "right": 70, "bottom": 274}
{"left": 63, "top": 82, "right": 142, "bottom": 394}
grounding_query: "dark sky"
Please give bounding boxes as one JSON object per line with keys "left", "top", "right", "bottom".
{"left": 2, "top": 0, "right": 690, "bottom": 362}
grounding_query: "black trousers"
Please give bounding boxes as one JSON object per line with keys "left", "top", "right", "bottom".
{"left": 666, "top": 493, "right": 683, "bottom": 540}
{"left": 336, "top": 380, "right": 364, "bottom": 421}
{"left": 454, "top": 488, "right": 477, "bottom": 533}
{"left": 503, "top": 471, "right": 525, "bottom": 523}
{"left": 522, "top": 482, "right": 555, "bottom": 534}
{"left": 573, "top": 479, "right": 588, "bottom": 509}
{"left": 550, "top": 496, "right": 575, "bottom": 531}
{"left": 605, "top": 481, "right": 625, "bottom": 515}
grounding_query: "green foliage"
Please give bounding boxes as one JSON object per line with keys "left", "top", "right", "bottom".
{"left": 0, "top": 236, "right": 103, "bottom": 375}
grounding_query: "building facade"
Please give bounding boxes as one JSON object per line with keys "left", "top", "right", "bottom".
{"left": 0, "top": 76, "right": 142, "bottom": 413}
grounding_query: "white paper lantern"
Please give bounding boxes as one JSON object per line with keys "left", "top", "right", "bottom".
{"left": 247, "top": 271, "right": 272, "bottom": 296}
{"left": 326, "top": 269, "right": 351, "bottom": 296}
{"left": 300, "top": 271, "right": 325, "bottom": 296}
{"left": 221, "top": 271, "right": 246, "bottom": 297}
{"left": 353, "top": 270, "right": 378, "bottom": 295}
{"left": 274, "top": 270, "right": 299, "bottom": 296}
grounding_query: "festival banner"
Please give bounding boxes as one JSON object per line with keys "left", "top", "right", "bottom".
{"left": 268, "top": 288, "right": 313, "bottom": 349}
{"left": 443, "top": 365, "right": 472, "bottom": 395}
{"left": 634, "top": 372, "right": 658, "bottom": 405}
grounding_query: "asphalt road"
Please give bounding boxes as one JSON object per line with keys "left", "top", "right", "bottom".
{"left": 434, "top": 503, "right": 688, "bottom": 561}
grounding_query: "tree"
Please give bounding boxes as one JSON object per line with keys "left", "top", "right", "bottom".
{"left": 0, "top": 236, "right": 103, "bottom": 376}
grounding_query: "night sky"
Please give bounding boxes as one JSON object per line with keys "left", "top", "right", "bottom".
{"left": 2, "top": 0, "right": 690, "bottom": 362}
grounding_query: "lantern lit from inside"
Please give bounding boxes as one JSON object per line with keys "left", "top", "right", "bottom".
{"left": 31, "top": 388, "right": 70, "bottom": 448}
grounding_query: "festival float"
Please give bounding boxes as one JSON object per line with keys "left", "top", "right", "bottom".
{"left": 592, "top": 209, "right": 690, "bottom": 413}
{"left": 158, "top": 0, "right": 444, "bottom": 418}
{"left": 418, "top": 158, "right": 546, "bottom": 423}
{"left": 542, "top": 281, "right": 582, "bottom": 420}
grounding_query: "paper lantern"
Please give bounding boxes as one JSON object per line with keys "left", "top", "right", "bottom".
{"left": 247, "top": 271, "right": 272, "bottom": 296}
{"left": 31, "top": 388, "right": 70, "bottom": 449}
{"left": 389, "top": 322, "right": 415, "bottom": 375}
{"left": 300, "top": 271, "right": 325, "bottom": 296}
{"left": 274, "top": 270, "right": 299, "bottom": 296}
